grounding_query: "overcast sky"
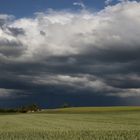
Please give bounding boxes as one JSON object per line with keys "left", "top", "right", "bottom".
{"left": 0, "top": 0, "right": 140, "bottom": 108}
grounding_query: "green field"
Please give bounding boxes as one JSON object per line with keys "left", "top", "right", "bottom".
{"left": 0, "top": 106, "right": 140, "bottom": 140}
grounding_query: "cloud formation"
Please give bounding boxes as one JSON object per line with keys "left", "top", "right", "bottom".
{"left": 73, "top": 0, "right": 86, "bottom": 9}
{"left": 0, "top": 1, "right": 140, "bottom": 106}
{"left": 105, "top": 0, "right": 113, "bottom": 5}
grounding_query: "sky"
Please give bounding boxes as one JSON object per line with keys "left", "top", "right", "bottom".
{"left": 0, "top": 0, "right": 140, "bottom": 108}
{"left": 0, "top": 0, "right": 113, "bottom": 18}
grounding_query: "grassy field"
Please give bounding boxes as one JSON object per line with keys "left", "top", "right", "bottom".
{"left": 45, "top": 106, "right": 140, "bottom": 113}
{"left": 0, "top": 106, "right": 140, "bottom": 140}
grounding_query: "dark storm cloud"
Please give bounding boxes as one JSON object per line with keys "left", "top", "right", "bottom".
{"left": 0, "top": 1, "right": 140, "bottom": 107}
{"left": 0, "top": 39, "right": 25, "bottom": 57}
{"left": 8, "top": 27, "right": 25, "bottom": 36}
{"left": 40, "top": 30, "right": 46, "bottom": 36}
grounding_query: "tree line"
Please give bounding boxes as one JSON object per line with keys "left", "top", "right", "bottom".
{"left": 0, "top": 104, "right": 40, "bottom": 113}
{"left": 0, "top": 102, "right": 72, "bottom": 113}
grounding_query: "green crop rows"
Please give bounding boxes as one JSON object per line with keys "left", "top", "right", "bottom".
{"left": 0, "top": 107, "right": 140, "bottom": 140}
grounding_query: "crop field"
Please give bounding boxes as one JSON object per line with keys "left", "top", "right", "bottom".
{"left": 0, "top": 107, "right": 140, "bottom": 140}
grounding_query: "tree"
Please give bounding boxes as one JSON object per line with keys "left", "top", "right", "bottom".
{"left": 28, "top": 104, "right": 39, "bottom": 112}
{"left": 19, "top": 104, "right": 40, "bottom": 113}
{"left": 61, "top": 103, "right": 70, "bottom": 108}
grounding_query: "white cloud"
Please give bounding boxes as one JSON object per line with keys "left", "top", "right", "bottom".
{"left": 73, "top": 0, "right": 86, "bottom": 9}
{"left": 6, "top": 1, "right": 139, "bottom": 62}
{"left": 105, "top": 0, "right": 113, "bottom": 5}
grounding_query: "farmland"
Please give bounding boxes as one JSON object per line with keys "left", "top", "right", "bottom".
{"left": 0, "top": 106, "right": 140, "bottom": 140}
